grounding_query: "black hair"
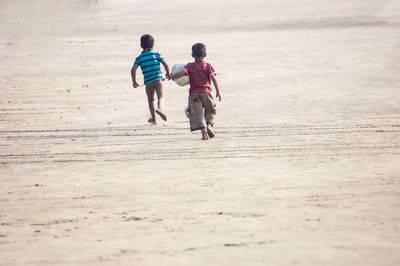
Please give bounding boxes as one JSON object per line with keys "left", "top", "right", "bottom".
{"left": 192, "top": 43, "right": 206, "bottom": 58}
{"left": 140, "top": 34, "right": 154, "bottom": 50}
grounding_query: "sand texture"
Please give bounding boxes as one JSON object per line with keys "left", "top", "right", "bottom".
{"left": 1, "top": 0, "right": 400, "bottom": 265}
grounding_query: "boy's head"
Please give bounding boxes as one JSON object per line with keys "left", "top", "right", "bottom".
{"left": 192, "top": 43, "right": 206, "bottom": 59}
{"left": 140, "top": 34, "right": 154, "bottom": 50}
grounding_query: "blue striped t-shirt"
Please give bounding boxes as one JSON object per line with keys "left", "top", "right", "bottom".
{"left": 134, "top": 49, "right": 164, "bottom": 85}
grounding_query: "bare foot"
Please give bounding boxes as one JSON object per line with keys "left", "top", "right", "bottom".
{"left": 156, "top": 109, "right": 167, "bottom": 121}
{"left": 201, "top": 128, "right": 209, "bottom": 140}
{"left": 148, "top": 117, "right": 157, "bottom": 125}
{"left": 207, "top": 125, "right": 215, "bottom": 138}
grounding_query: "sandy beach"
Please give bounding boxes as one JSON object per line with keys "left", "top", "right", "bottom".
{"left": 1, "top": 0, "right": 400, "bottom": 265}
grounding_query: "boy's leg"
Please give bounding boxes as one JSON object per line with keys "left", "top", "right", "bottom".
{"left": 188, "top": 94, "right": 206, "bottom": 134}
{"left": 202, "top": 92, "right": 217, "bottom": 138}
{"left": 154, "top": 80, "right": 165, "bottom": 111}
{"left": 153, "top": 80, "right": 167, "bottom": 121}
{"left": 145, "top": 83, "right": 156, "bottom": 124}
{"left": 206, "top": 124, "right": 215, "bottom": 138}
{"left": 201, "top": 128, "right": 209, "bottom": 140}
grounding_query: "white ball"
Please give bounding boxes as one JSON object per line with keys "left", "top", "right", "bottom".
{"left": 171, "top": 64, "right": 190, "bottom": 86}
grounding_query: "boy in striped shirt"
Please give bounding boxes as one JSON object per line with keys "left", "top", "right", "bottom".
{"left": 131, "top": 34, "right": 170, "bottom": 124}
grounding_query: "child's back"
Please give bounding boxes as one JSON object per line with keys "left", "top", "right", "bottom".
{"left": 170, "top": 43, "right": 221, "bottom": 140}
{"left": 130, "top": 34, "right": 170, "bottom": 124}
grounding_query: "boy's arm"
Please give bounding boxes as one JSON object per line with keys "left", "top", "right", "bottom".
{"left": 131, "top": 65, "right": 140, "bottom": 88}
{"left": 160, "top": 59, "right": 170, "bottom": 79}
{"left": 211, "top": 75, "right": 221, "bottom": 102}
{"left": 169, "top": 70, "right": 186, "bottom": 81}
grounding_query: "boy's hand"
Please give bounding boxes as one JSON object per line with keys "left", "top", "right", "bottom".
{"left": 165, "top": 73, "right": 171, "bottom": 80}
{"left": 133, "top": 81, "right": 140, "bottom": 88}
{"left": 216, "top": 92, "right": 222, "bottom": 102}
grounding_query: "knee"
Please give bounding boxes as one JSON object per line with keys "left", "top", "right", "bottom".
{"left": 206, "top": 109, "right": 216, "bottom": 116}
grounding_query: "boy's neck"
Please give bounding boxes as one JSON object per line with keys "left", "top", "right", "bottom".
{"left": 194, "top": 57, "right": 204, "bottom": 62}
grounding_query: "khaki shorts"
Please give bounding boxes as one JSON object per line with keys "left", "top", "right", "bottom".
{"left": 188, "top": 92, "right": 216, "bottom": 131}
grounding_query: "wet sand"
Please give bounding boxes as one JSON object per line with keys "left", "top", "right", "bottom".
{"left": 1, "top": 0, "right": 400, "bottom": 265}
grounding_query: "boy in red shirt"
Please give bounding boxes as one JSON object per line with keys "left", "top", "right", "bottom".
{"left": 170, "top": 43, "right": 222, "bottom": 140}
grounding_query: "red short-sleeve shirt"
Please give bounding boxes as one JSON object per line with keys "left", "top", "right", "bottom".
{"left": 184, "top": 60, "right": 216, "bottom": 94}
